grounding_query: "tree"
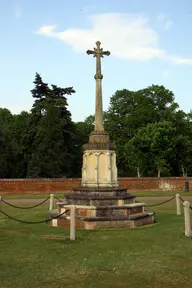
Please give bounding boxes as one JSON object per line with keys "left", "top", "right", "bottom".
{"left": 26, "top": 73, "right": 76, "bottom": 178}
{"left": 0, "top": 108, "right": 22, "bottom": 178}
{"left": 105, "top": 85, "right": 180, "bottom": 175}
{"left": 124, "top": 121, "right": 176, "bottom": 177}
{"left": 84, "top": 112, "right": 108, "bottom": 127}
{"left": 170, "top": 110, "right": 192, "bottom": 176}
{"left": 149, "top": 121, "right": 176, "bottom": 177}
{"left": 175, "top": 135, "right": 192, "bottom": 176}
{"left": 72, "top": 121, "right": 94, "bottom": 176}
{"left": 84, "top": 115, "right": 95, "bottom": 126}
{"left": 0, "top": 128, "right": 22, "bottom": 178}
{"left": 0, "top": 130, "right": 12, "bottom": 178}
{"left": 124, "top": 138, "right": 149, "bottom": 177}
{"left": 139, "top": 85, "right": 179, "bottom": 122}
{"left": 106, "top": 85, "right": 179, "bottom": 138}
{"left": 124, "top": 127, "right": 153, "bottom": 177}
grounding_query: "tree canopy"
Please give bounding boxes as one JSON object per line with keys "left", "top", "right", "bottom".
{"left": 0, "top": 75, "right": 191, "bottom": 178}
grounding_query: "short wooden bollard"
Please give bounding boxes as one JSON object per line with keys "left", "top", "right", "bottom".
{"left": 183, "top": 201, "right": 192, "bottom": 237}
{"left": 70, "top": 205, "right": 76, "bottom": 240}
{"left": 49, "top": 194, "right": 54, "bottom": 211}
{"left": 176, "top": 194, "right": 181, "bottom": 215}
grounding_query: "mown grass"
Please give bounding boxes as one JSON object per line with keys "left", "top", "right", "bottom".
{"left": 0, "top": 198, "right": 192, "bottom": 288}
{"left": 2, "top": 190, "right": 192, "bottom": 200}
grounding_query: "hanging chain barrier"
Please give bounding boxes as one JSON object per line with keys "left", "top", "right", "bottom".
{"left": 179, "top": 196, "right": 192, "bottom": 210}
{"left": 0, "top": 193, "right": 64, "bottom": 210}
{"left": 0, "top": 208, "right": 70, "bottom": 224}
{"left": 54, "top": 196, "right": 63, "bottom": 202}
{"left": 1, "top": 196, "right": 50, "bottom": 209}
{"left": 179, "top": 196, "right": 185, "bottom": 203}
{"left": 145, "top": 196, "right": 175, "bottom": 208}
{"left": 0, "top": 194, "right": 68, "bottom": 224}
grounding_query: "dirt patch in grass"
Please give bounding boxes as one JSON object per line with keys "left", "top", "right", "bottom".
{"left": 0, "top": 229, "right": 24, "bottom": 236}
{"left": 40, "top": 235, "right": 67, "bottom": 240}
{"left": 0, "top": 229, "right": 67, "bottom": 240}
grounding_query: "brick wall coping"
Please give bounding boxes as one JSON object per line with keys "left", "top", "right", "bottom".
{"left": 0, "top": 177, "right": 191, "bottom": 181}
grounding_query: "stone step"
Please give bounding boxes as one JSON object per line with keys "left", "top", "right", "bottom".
{"left": 79, "top": 212, "right": 155, "bottom": 222}
{"left": 52, "top": 212, "right": 155, "bottom": 229}
{"left": 57, "top": 203, "right": 145, "bottom": 209}
{"left": 50, "top": 211, "right": 154, "bottom": 220}
{"left": 54, "top": 203, "right": 151, "bottom": 219}
{"left": 65, "top": 194, "right": 135, "bottom": 200}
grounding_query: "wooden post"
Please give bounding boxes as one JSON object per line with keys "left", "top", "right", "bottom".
{"left": 183, "top": 201, "right": 192, "bottom": 237}
{"left": 176, "top": 194, "right": 181, "bottom": 215}
{"left": 49, "top": 194, "right": 54, "bottom": 211}
{"left": 70, "top": 205, "right": 76, "bottom": 240}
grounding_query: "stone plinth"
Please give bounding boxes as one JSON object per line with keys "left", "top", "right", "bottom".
{"left": 65, "top": 186, "right": 134, "bottom": 206}
{"left": 82, "top": 131, "right": 118, "bottom": 188}
{"left": 49, "top": 202, "right": 155, "bottom": 229}
{"left": 81, "top": 150, "right": 118, "bottom": 188}
{"left": 49, "top": 186, "right": 155, "bottom": 230}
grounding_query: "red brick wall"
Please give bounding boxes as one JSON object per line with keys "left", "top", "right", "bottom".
{"left": 0, "top": 177, "right": 191, "bottom": 194}
{"left": 119, "top": 177, "right": 191, "bottom": 192}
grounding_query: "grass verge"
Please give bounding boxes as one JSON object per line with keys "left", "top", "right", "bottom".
{"left": 0, "top": 199, "right": 192, "bottom": 287}
{"left": 2, "top": 190, "right": 192, "bottom": 200}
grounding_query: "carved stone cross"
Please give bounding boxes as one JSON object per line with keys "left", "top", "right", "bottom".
{"left": 87, "top": 41, "right": 110, "bottom": 79}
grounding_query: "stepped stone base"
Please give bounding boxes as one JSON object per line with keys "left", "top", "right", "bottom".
{"left": 50, "top": 208, "right": 155, "bottom": 229}
{"left": 49, "top": 186, "right": 155, "bottom": 229}
{"left": 65, "top": 186, "right": 135, "bottom": 206}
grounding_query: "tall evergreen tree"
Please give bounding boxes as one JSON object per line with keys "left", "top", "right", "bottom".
{"left": 26, "top": 73, "right": 75, "bottom": 178}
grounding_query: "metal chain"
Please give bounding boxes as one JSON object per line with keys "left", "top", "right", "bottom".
{"left": 179, "top": 196, "right": 185, "bottom": 203}
{"left": 179, "top": 196, "right": 192, "bottom": 210}
{"left": 0, "top": 208, "right": 70, "bottom": 224}
{"left": 145, "top": 196, "right": 175, "bottom": 207}
{"left": 54, "top": 196, "right": 63, "bottom": 202}
{"left": 1, "top": 196, "right": 50, "bottom": 209}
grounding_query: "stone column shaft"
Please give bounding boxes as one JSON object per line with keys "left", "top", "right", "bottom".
{"left": 95, "top": 78, "right": 104, "bottom": 131}
{"left": 86, "top": 41, "right": 110, "bottom": 132}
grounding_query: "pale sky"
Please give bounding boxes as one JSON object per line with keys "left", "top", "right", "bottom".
{"left": 1, "top": 0, "right": 192, "bottom": 122}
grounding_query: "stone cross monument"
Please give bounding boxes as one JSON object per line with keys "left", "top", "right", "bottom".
{"left": 50, "top": 41, "right": 155, "bottom": 230}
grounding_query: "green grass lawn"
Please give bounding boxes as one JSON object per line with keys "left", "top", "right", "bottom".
{"left": 2, "top": 190, "right": 192, "bottom": 200}
{"left": 0, "top": 199, "right": 192, "bottom": 288}
{"left": 135, "top": 191, "right": 192, "bottom": 197}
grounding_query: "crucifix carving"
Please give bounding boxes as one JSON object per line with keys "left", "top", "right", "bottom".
{"left": 87, "top": 41, "right": 110, "bottom": 131}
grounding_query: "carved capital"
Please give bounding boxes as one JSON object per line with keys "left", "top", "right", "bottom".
{"left": 105, "top": 151, "right": 114, "bottom": 156}
{"left": 93, "top": 152, "right": 101, "bottom": 156}
{"left": 94, "top": 74, "right": 103, "bottom": 80}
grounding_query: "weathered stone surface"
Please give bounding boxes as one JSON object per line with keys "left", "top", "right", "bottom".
{"left": 55, "top": 212, "right": 155, "bottom": 229}
{"left": 81, "top": 150, "right": 118, "bottom": 187}
{"left": 65, "top": 187, "right": 135, "bottom": 206}
{"left": 49, "top": 202, "right": 155, "bottom": 230}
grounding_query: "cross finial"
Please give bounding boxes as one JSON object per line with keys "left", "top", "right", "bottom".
{"left": 87, "top": 41, "right": 110, "bottom": 58}
{"left": 86, "top": 41, "right": 110, "bottom": 77}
